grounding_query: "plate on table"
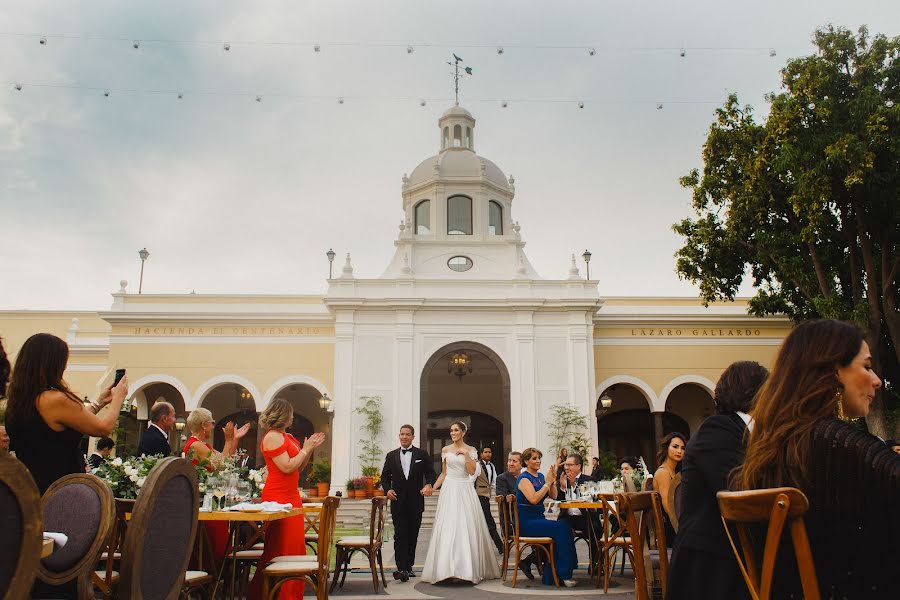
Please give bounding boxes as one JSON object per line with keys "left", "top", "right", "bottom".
{"left": 240, "top": 506, "right": 265, "bottom": 513}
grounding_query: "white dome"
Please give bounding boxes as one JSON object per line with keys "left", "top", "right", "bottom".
{"left": 441, "top": 105, "right": 474, "bottom": 120}
{"left": 407, "top": 150, "right": 510, "bottom": 190}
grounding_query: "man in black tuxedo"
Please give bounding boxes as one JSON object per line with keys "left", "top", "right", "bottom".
{"left": 136, "top": 401, "right": 175, "bottom": 457}
{"left": 380, "top": 424, "right": 436, "bottom": 582}
{"left": 667, "top": 361, "right": 768, "bottom": 600}
{"left": 557, "top": 452, "right": 599, "bottom": 564}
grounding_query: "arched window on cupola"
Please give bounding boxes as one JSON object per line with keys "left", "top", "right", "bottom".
{"left": 489, "top": 200, "right": 503, "bottom": 235}
{"left": 447, "top": 195, "right": 472, "bottom": 235}
{"left": 415, "top": 199, "right": 431, "bottom": 234}
{"left": 453, "top": 125, "right": 462, "bottom": 147}
{"left": 465, "top": 127, "right": 471, "bottom": 149}
{"left": 442, "top": 127, "right": 449, "bottom": 150}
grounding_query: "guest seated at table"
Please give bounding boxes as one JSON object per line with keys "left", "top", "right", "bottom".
{"left": 667, "top": 360, "right": 767, "bottom": 600}
{"left": 558, "top": 453, "right": 600, "bottom": 562}
{"left": 652, "top": 432, "right": 686, "bottom": 544}
{"left": 136, "top": 400, "right": 175, "bottom": 457}
{"left": 5, "top": 333, "right": 129, "bottom": 493}
{"left": 497, "top": 450, "right": 522, "bottom": 497}
{"left": 183, "top": 407, "right": 251, "bottom": 563}
{"left": 248, "top": 398, "right": 325, "bottom": 600}
{"left": 588, "top": 456, "right": 601, "bottom": 480}
{"left": 517, "top": 447, "right": 577, "bottom": 587}
{"left": 733, "top": 319, "right": 900, "bottom": 599}
{"left": 619, "top": 457, "right": 640, "bottom": 492}
{"left": 88, "top": 436, "right": 115, "bottom": 469}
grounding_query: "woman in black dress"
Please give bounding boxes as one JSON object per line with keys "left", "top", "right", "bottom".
{"left": 5, "top": 333, "right": 129, "bottom": 493}
{"left": 734, "top": 320, "right": 899, "bottom": 599}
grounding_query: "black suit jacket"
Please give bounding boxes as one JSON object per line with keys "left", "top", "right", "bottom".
{"left": 136, "top": 424, "right": 172, "bottom": 457}
{"left": 380, "top": 446, "right": 437, "bottom": 514}
{"left": 496, "top": 471, "right": 518, "bottom": 498}
{"left": 673, "top": 413, "right": 746, "bottom": 554}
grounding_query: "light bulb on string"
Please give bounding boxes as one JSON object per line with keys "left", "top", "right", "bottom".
{"left": 313, "top": 44, "right": 321, "bottom": 52}
{"left": 39, "top": 37, "right": 47, "bottom": 45}
{"left": 406, "top": 45, "right": 414, "bottom": 54}
{"left": 337, "top": 97, "right": 344, "bottom": 104}
{"left": 14, "top": 83, "right": 22, "bottom": 91}
{"left": 769, "top": 48, "right": 777, "bottom": 57}
{"left": 255, "top": 95, "right": 262, "bottom": 102}
{"left": 177, "top": 93, "right": 183, "bottom": 99}
{"left": 577, "top": 101, "right": 584, "bottom": 109}
{"left": 133, "top": 41, "right": 140, "bottom": 49}
{"left": 223, "top": 42, "right": 231, "bottom": 51}
{"left": 588, "top": 48, "right": 596, "bottom": 56}
{"left": 496, "top": 47, "right": 504, "bottom": 55}
{"left": 656, "top": 103, "right": 664, "bottom": 110}
{"left": 103, "top": 90, "right": 110, "bottom": 98}
{"left": 501, "top": 100, "right": 508, "bottom": 108}
{"left": 680, "top": 48, "right": 686, "bottom": 57}
{"left": 419, "top": 99, "right": 426, "bottom": 107}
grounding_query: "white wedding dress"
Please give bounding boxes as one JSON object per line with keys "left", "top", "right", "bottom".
{"left": 421, "top": 449, "right": 501, "bottom": 584}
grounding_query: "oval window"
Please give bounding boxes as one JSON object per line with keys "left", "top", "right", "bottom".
{"left": 447, "top": 256, "right": 473, "bottom": 272}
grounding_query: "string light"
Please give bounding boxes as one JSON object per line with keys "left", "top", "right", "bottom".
{"left": 769, "top": 48, "right": 777, "bottom": 57}
{"left": 419, "top": 99, "right": 426, "bottom": 106}
{"left": 501, "top": 100, "right": 508, "bottom": 108}
{"left": 588, "top": 48, "right": 596, "bottom": 56}
{"left": 657, "top": 103, "right": 664, "bottom": 109}
{"left": 14, "top": 83, "right": 22, "bottom": 91}
{"left": 255, "top": 95, "right": 262, "bottom": 102}
{"left": 39, "top": 36, "right": 47, "bottom": 45}
{"left": 133, "top": 40, "right": 140, "bottom": 49}
{"left": 103, "top": 90, "right": 110, "bottom": 97}
{"left": 406, "top": 45, "right": 414, "bottom": 54}
{"left": 577, "top": 101, "right": 584, "bottom": 108}
{"left": 223, "top": 42, "right": 230, "bottom": 51}
{"left": 313, "top": 44, "right": 321, "bottom": 52}
{"left": 496, "top": 46, "right": 504, "bottom": 55}
{"left": 337, "top": 96, "right": 344, "bottom": 104}
{"left": 680, "top": 48, "right": 686, "bottom": 57}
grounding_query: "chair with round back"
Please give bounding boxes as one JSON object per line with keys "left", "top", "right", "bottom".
{"left": 38, "top": 473, "right": 114, "bottom": 598}
{"left": 0, "top": 452, "right": 44, "bottom": 600}
{"left": 118, "top": 457, "right": 199, "bottom": 600}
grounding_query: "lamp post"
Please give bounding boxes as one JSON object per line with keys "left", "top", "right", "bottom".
{"left": 326, "top": 248, "right": 336, "bottom": 279}
{"left": 138, "top": 247, "right": 150, "bottom": 293}
{"left": 582, "top": 249, "right": 592, "bottom": 280}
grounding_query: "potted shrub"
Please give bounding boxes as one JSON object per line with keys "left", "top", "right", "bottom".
{"left": 353, "top": 476, "right": 368, "bottom": 498}
{"left": 308, "top": 459, "right": 331, "bottom": 497}
{"left": 354, "top": 396, "right": 384, "bottom": 493}
{"left": 372, "top": 472, "right": 385, "bottom": 497}
{"left": 345, "top": 478, "right": 357, "bottom": 498}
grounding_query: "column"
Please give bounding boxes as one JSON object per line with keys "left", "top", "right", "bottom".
{"left": 513, "top": 310, "right": 536, "bottom": 453}
{"left": 394, "top": 310, "right": 415, "bottom": 437}
{"left": 330, "top": 310, "right": 356, "bottom": 493}
{"left": 652, "top": 411, "right": 665, "bottom": 447}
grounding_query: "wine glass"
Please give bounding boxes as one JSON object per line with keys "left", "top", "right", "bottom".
{"left": 211, "top": 476, "right": 227, "bottom": 510}
{"left": 236, "top": 480, "right": 252, "bottom": 504}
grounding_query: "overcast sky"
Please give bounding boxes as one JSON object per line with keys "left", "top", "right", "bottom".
{"left": 2, "top": 1, "right": 898, "bottom": 310}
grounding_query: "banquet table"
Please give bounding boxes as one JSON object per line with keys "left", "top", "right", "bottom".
{"left": 559, "top": 496, "right": 623, "bottom": 585}
{"left": 199, "top": 506, "right": 303, "bottom": 599}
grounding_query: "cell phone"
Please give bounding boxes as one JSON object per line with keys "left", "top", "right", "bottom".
{"left": 113, "top": 368, "right": 126, "bottom": 386}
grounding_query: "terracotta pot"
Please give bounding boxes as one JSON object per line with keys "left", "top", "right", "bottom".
{"left": 316, "top": 482, "right": 329, "bottom": 497}
{"left": 365, "top": 476, "right": 375, "bottom": 491}
{"left": 373, "top": 489, "right": 385, "bottom": 497}
{"left": 365, "top": 489, "right": 374, "bottom": 498}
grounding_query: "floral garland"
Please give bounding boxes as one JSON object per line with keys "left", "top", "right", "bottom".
{"left": 92, "top": 449, "right": 266, "bottom": 500}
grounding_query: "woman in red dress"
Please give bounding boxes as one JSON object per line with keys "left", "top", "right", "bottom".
{"left": 248, "top": 398, "right": 325, "bottom": 600}
{"left": 183, "top": 407, "right": 251, "bottom": 561}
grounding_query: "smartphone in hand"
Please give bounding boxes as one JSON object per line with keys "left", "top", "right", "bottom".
{"left": 113, "top": 368, "right": 126, "bottom": 386}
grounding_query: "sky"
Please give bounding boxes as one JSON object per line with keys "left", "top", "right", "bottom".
{"left": 2, "top": 1, "right": 898, "bottom": 310}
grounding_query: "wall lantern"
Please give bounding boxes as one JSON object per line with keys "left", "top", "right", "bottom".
{"left": 318, "top": 393, "right": 333, "bottom": 410}
{"left": 595, "top": 392, "right": 613, "bottom": 417}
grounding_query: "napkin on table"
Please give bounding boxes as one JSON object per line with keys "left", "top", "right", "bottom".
{"left": 43, "top": 531, "right": 68, "bottom": 549}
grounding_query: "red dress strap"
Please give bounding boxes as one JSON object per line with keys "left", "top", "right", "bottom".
{"left": 260, "top": 431, "right": 293, "bottom": 458}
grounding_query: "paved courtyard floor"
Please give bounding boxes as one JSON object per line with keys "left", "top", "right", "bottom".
{"left": 319, "top": 527, "right": 637, "bottom": 599}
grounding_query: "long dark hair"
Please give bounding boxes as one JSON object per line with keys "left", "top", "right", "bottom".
{"left": 0, "top": 336, "right": 10, "bottom": 399}
{"left": 735, "top": 319, "right": 864, "bottom": 491}
{"left": 6, "top": 333, "right": 81, "bottom": 427}
{"left": 656, "top": 432, "right": 687, "bottom": 469}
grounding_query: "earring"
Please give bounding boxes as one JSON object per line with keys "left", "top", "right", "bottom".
{"left": 835, "top": 389, "right": 846, "bottom": 421}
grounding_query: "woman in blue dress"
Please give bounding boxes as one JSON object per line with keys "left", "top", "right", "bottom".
{"left": 516, "top": 447, "right": 577, "bottom": 587}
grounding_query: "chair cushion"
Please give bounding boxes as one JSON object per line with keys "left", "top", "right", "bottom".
{"left": 252, "top": 542, "right": 265, "bottom": 549}
{"left": 100, "top": 552, "right": 121, "bottom": 560}
{"left": 139, "top": 474, "right": 195, "bottom": 599}
{"left": 519, "top": 537, "right": 553, "bottom": 543}
{"left": 335, "top": 535, "right": 371, "bottom": 546}
{"left": 43, "top": 483, "right": 102, "bottom": 572}
{"left": 270, "top": 555, "right": 317, "bottom": 563}
{"left": 264, "top": 561, "right": 318, "bottom": 574}
{"left": 305, "top": 533, "right": 319, "bottom": 540}
{"left": 184, "top": 570, "right": 212, "bottom": 584}
{"left": 94, "top": 570, "right": 120, "bottom": 583}
{"left": 234, "top": 549, "right": 264, "bottom": 559}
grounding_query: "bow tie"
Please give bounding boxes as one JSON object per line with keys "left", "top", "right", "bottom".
{"left": 401, "top": 448, "right": 411, "bottom": 455}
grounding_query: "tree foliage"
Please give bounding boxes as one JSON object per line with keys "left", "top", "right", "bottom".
{"left": 674, "top": 25, "right": 900, "bottom": 437}
{"left": 354, "top": 395, "right": 384, "bottom": 473}
{"left": 546, "top": 404, "right": 592, "bottom": 460}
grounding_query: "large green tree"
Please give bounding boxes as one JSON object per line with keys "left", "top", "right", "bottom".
{"left": 674, "top": 25, "right": 899, "bottom": 437}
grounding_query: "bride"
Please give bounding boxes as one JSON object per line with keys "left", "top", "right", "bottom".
{"left": 422, "top": 421, "right": 501, "bottom": 584}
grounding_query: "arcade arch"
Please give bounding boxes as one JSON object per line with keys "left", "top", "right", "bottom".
{"left": 119, "top": 379, "right": 188, "bottom": 457}
{"left": 420, "top": 341, "right": 510, "bottom": 475}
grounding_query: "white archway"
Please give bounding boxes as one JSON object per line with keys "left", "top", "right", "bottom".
{"left": 262, "top": 375, "right": 333, "bottom": 412}
{"left": 193, "top": 375, "right": 263, "bottom": 411}
{"left": 658, "top": 375, "right": 716, "bottom": 413}
{"left": 595, "top": 375, "right": 657, "bottom": 410}
{"left": 128, "top": 374, "right": 192, "bottom": 419}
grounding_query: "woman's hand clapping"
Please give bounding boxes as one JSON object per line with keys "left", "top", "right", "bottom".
{"left": 303, "top": 432, "right": 327, "bottom": 453}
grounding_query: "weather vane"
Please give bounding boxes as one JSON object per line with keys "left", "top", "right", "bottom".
{"left": 447, "top": 53, "right": 473, "bottom": 106}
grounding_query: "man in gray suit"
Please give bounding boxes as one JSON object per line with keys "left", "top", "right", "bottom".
{"left": 496, "top": 451, "right": 522, "bottom": 497}
{"left": 474, "top": 445, "right": 504, "bottom": 554}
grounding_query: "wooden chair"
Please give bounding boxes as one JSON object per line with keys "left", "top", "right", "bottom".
{"left": 605, "top": 492, "right": 668, "bottom": 600}
{"left": 262, "top": 496, "right": 340, "bottom": 600}
{"left": 495, "top": 494, "right": 514, "bottom": 580}
{"left": 92, "top": 497, "right": 133, "bottom": 599}
{"left": 304, "top": 505, "right": 321, "bottom": 553}
{"left": 330, "top": 496, "right": 389, "bottom": 593}
{"left": 597, "top": 494, "right": 632, "bottom": 590}
{"left": 717, "top": 488, "right": 821, "bottom": 600}
{"left": 507, "top": 495, "right": 559, "bottom": 588}
{"left": 0, "top": 452, "right": 43, "bottom": 600}
{"left": 118, "top": 457, "right": 201, "bottom": 600}
{"left": 38, "top": 473, "right": 114, "bottom": 600}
